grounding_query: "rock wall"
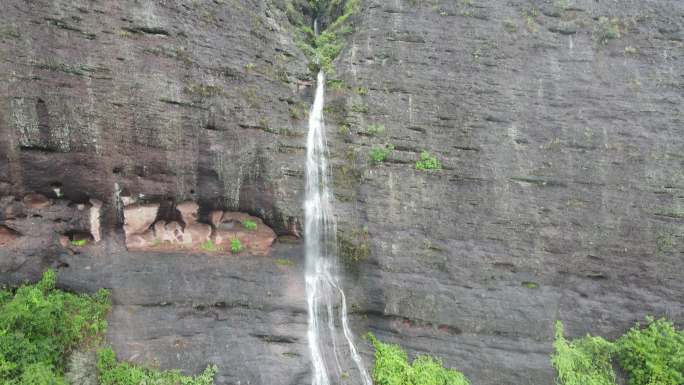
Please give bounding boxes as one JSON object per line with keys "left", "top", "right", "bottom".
{"left": 0, "top": 0, "right": 310, "bottom": 234}
{"left": 331, "top": 1, "right": 684, "bottom": 384}
{"left": 1, "top": 1, "right": 683, "bottom": 385}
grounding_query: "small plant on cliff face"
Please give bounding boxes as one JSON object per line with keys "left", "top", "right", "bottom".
{"left": 415, "top": 151, "right": 442, "bottom": 170}
{"left": 595, "top": 17, "right": 621, "bottom": 44}
{"left": 200, "top": 239, "right": 219, "bottom": 252}
{"left": 242, "top": 219, "right": 257, "bottom": 231}
{"left": 366, "top": 333, "right": 470, "bottom": 385}
{"left": 230, "top": 238, "right": 243, "bottom": 253}
{"left": 275, "top": 258, "right": 295, "bottom": 267}
{"left": 70, "top": 239, "right": 88, "bottom": 247}
{"left": 367, "top": 124, "right": 386, "bottom": 136}
{"left": 370, "top": 145, "right": 394, "bottom": 163}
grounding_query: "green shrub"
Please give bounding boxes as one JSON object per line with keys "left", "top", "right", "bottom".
{"left": 416, "top": 151, "right": 442, "bottom": 170}
{"left": 370, "top": 145, "right": 394, "bottom": 163}
{"left": 0, "top": 270, "right": 218, "bottom": 385}
{"left": 71, "top": 239, "right": 88, "bottom": 247}
{"left": 367, "top": 333, "right": 469, "bottom": 385}
{"left": 367, "top": 124, "right": 385, "bottom": 136}
{"left": 97, "top": 347, "right": 217, "bottom": 385}
{"left": 200, "top": 239, "right": 219, "bottom": 252}
{"left": 595, "top": 17, "right": 620, "bottom": 44}
{"left": 242, "top": 219, "right": 257, "bottom": 231}
{"left": 230, "top": 238, "right": 243, "bottom": 253}
{"left": 551, "top": 321, "right": 617, "bottom": 385}
{"left": 0, "top": 270, "right": 110, "bottom": 384}
{"left": 293, "top": 0, "right": 360, "bottom": 75}
{"left": 616, "top": 318, "right": 684, "bottom": 385}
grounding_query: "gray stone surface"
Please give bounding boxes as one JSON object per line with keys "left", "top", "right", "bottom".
{"left": 331, "top": 1, "right": 684, "bottom": 384}
{"left": 1, "top": 1, "right": 684, "bottom": 385}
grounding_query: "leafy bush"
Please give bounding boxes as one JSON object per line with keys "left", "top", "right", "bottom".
{"left": 370, "top": 145, "right": 394, "bottom": 163}
{"left": 616, "top": 318, "right": 684, "bottom": 385}
{"left": 367, "top": 333, "right": 469, "bottom": 385}
{"left": 0, "top": 270, "right": 110, "bottom": 384}
{"left": 0, "top": 270, "right": 218, "bottom": 385}
{"left": 97, "top": 347, "right": 217, "bottom": 385}
{"left": 242, "top": 219, "right": 257, "bottom": 231}
{"left": 230, "top": 238, "right": 243, "bottom": 253}
{"left": 294, "top": 0, "right": 360, "bottom": 75}
{"left": 416, "top": 151, "right": 442, "bottom": 170}
{"left": 200, "top": 239, "right": 219, "bottom": 252}
{"left": 551, "top": 321, "right": 617, "bottom": 385}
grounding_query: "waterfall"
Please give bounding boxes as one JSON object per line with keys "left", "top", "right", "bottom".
{"left": 305, "top": 70, "right": 372, "bottom": 385}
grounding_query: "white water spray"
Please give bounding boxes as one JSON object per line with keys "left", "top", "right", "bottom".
{"left": 305, "top": 70, "right": 372, "bottom": 385}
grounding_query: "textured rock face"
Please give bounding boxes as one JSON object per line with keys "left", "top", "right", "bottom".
{"left": 0, "top": 0, "right": 310, "bottom": 235}
{"left": 1, "top": 1, "right": 684, "bottom": 385}
{"left": 330, "top": 1, "right": 684, "bottom": 384}
{"left": 123, "top": 203, "right": 159, "bottom": 238}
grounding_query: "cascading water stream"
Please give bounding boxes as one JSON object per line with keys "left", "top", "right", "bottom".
{"left": 304, "top": 69, "right": 372, "bottom": 385}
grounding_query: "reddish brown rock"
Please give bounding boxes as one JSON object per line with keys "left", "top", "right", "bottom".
{"left": 123, "top": 203, "right": 159, "bottom": 237}
{"left": 58, "top": 234, "right": 70, "bottom": 248}
{"left": 0, "top": 225, "right": 20, "bottom": 247}
{"left": 125, "top": 229, "right": 157, "bottom": 250}
{"left": 209, "top": 210, "right": 224, "bottom": 228}
{"left": 153, "top": 220, "right": 184, "bottom": 244}
{"left": 2, "top": 198, "right": 25, "bottom": 220}
{"left": 176, "top": 201, "right": 199, "bottom": 225}
{"left": 22, "top": 193, "right": 51, "bottom": 209}
{"left": 213, "top": 213, "right": 276, "bottom": 255}
{"left": 89, "top": 199, "right": 103, "bottom": 243}
{"left": 183, "top": 223, "right": 212, "bottom": 246}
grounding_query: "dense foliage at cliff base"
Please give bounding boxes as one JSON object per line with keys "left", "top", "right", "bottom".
{"left": 0, "top": 270, "right": 217, "bottom": 385}
{"left": 553, "top": 319, "right": 684, "bottom": 385}
{"left": 367, "top": 333, "right": 470, "bottom": 385}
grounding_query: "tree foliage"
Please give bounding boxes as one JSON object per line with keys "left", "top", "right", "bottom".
{"left": 552, "top": 318, "right": 684, "bottom": 385}
{"left": 551, "top": 321, "right": 616, "bottom": 385}
{"left": 616, "top": 317, "right": 684, "bottom": 385}
{"left": 97, "top": 347, "right": 217, "bottom": 385}
{"left": 0, "top": 270, "right": 110, "bottom": 384}
{"left": 367, "top": 333, "right": 469, "bottom": 385}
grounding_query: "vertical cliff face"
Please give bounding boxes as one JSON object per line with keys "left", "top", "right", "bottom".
{"left": 0, "top": 0, "right": 312, "bottom": 234}
{"left": 330, "top": 0, "right": 684, "bottom": 384}
{"left": 1, "top": 1, "right": 683, "bottom": 385}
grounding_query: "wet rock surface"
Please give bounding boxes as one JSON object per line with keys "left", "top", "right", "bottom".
{"left": 330, "top": 1, "right": 684, "bottom": 384}
{"left": 1, "top": 1, "right": 684, "bottom": 385}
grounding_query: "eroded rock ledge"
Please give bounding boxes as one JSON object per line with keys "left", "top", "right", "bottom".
{"left": 0, "top": 193, "right": 277, "bottom": 257}
{"left": 123, "top": 201, "right": 276, "bottom": 255}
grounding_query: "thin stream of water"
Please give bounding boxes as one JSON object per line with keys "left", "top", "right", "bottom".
{"left": 304, "top": 70, "right": 372, "bottom": 385}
